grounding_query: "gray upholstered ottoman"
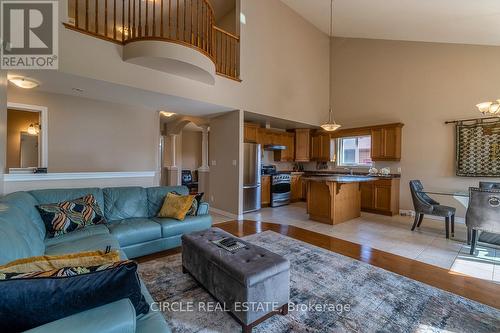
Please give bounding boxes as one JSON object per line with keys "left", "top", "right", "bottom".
{"left": 182, "top": 228, "right": 290, "bottom": 333}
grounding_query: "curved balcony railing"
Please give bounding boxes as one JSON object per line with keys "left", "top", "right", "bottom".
{"left": 65, "top": 0, "right": 240, "bottom": 81}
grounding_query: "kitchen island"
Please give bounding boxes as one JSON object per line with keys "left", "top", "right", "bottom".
{"left": 303, "top": 176, "right": 377, "bottom": 225}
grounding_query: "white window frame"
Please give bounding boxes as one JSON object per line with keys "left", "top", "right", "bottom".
{"left": 336, "top": 135, "right": 373, "bottom": 167}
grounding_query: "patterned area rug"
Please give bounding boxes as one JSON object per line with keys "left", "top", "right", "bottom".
{"left": 138, "top": 231, "right": 500, "bottom": 332}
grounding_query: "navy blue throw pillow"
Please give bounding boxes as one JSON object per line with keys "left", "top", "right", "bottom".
{"left": 0, "top": 260, "right": 148, "bottom": 332}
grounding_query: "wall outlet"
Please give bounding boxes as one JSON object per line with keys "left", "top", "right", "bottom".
{"left": 399, "top": 209, "right": 415, "bottom": 217}
{"left": 232, "top": 160, "right": 237, "bottom": 166}
{"left": 397, "top": 167, "right": 402, "bottom": 173}
{"left": 211, "top": 160, "right": 216, "bottom": 166}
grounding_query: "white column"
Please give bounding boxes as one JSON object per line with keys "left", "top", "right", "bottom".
{"left": 198, "top": 125, "right": 210, "bottom": 172}
{"left": 170, "top": 134, "right": 177, "bottom": 168}
{"left": 167, "top": 134, "right": 179, "bottom": 186}
{"left": 198, "top": 125, "right": 209, "bottom": 194}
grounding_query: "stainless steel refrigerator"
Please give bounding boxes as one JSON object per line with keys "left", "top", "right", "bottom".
{"left": 243, "top": 143, "right": 262, "bottom": 213}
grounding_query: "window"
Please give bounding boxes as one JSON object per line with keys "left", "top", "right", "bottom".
{"left": 337, "top": 136, "right": 372, "bottom": 167}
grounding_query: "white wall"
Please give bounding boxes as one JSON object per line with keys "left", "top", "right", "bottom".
{"left": 209, "top": 110, "right": 242, "bottom": 216}
{"left": 331, "top": 37, "right": 500, "bottom": 217}
{"left": 8, "top": 88, "right": 159, "bottom": 173}
{"left": 0, "top": 71, "right": 7, "bottom": 195}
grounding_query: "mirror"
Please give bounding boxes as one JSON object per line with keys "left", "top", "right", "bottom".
{"left": 20, "top": 132, "right": 39, "bottom": 168}
{"left": 6, "top": 108, "right": 41, "bottom": 172}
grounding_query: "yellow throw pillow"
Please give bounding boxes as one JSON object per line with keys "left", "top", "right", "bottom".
{"left": 0, "top": 250, "right": 121, "bottom": 274}
{"left": 158, "top": 193, "right": 195, "bottom": 221}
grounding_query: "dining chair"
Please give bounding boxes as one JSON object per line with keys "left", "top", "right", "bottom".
{"left": 466, "top": 187, "right": 500, "bottom": 255}
{"left": 479, "top": 182, "right": 500, "bottom": 190}
{"left": 409, "top": 180, "right": 456, "bottom": 239}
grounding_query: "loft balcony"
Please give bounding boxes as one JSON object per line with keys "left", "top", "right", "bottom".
{"left": 64, "top": 0, "right": 240, "bottom": 84}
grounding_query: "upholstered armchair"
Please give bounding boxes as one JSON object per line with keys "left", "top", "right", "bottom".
{"left": 466, "top": 187, "right": 500, "bottom": 254}
{"left": 409, "top": 180, "right": 456, "bottom": 239}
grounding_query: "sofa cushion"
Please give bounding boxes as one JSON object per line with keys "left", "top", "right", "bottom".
{"left": 137, "top": 281, "right": 171, "bottom": 333}
{"left": 45, "top": 233, "right": 121, "bottom": 256}
{"left": 103, "top": 187, "right": 148, "bottom": 220}
{"left": 1, "top": 192, "right": 46, "bottom": 239}
{"left": 29, "top": 188, "right": 105, "bottom": 212}
{"left": 23, "top": 299, "right": 137, "bottom": 333}
{"left": 107, "top": 218, "right": 162, "bottom": 247}
{"left": 0, "top": 203, "right": 45, "bottom": 258}
{"left": 152, "top": 214, "right": 212, "bottom": 238}
{"left": 44, "top": 224, "right": 110, "bottom": 247}
{"left": 0, "top": 227, "right": 34, "bottom": 266}
{"left": 146, "top": 186, "right": 189, "bottom": 217}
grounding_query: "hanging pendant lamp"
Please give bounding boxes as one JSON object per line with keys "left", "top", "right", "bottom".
{"left": 321, "top": 0, "right": 341, "bottom": 132}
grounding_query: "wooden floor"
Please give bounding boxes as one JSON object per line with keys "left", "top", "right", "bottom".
{"left": 138, "top": 220, "right": 500, "bottom": 309}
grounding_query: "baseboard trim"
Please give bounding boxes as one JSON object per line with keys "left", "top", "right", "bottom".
{"left": 209, "top": 207, "right": 243, "bottom": 220}
{"left": 399, "top": 209, "right": 465, "bottom": 224}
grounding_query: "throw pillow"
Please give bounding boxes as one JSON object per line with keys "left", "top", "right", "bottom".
{"left": 172, "top": 191, "right": 204, "bottom": 216}
{"left": 0, "top": 260, "right": 149, "bottom": 332}
{"left": 36, "top": 194, "right": 106, "bottom": 237}
{"left": 158, "top": 192, "right": 195, "bottom": 220}
{"left": 0, "top": 250, "right": 120, "bottom": 274}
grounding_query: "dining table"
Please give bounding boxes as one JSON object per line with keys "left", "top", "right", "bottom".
{"left": 418, "top": 188, "right": 500, "bottom": 247}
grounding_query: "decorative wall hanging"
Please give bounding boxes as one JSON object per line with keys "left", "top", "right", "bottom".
{"left": 453, "top": 118, "right": 500, "bottom": 177}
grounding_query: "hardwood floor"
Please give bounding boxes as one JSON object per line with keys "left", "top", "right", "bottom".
{"left": 138, "top": 220, "right": 500, "bottom": 309}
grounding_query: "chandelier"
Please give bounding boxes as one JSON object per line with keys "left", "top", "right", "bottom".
{"left": 476, "top": 100, "right": 500, "bottom": 115}
{"left": 320, "top": 0, "right": 341, "bottom": 132}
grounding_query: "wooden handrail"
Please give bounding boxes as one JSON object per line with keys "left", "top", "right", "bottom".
{"left": 65, "top": 0, "right": 240, "bottom": 81}
{"left": 213, "top": 26, "right": 239, "bottom": 41}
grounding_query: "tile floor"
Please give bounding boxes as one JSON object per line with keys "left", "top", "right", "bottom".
{"left": 211, "top": 202, "right": 500, "bottom": 283}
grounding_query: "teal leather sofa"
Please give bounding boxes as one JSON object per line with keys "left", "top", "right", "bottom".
{"left": 0, "top": 186, "right": 213, "bottom": 333}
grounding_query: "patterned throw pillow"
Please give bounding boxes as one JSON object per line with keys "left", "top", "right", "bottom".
{"left": 157, "top": 193, "right": 195, "bottom": 220}
{"left": 36, "top": 194, "right": 106, "bottom": 237}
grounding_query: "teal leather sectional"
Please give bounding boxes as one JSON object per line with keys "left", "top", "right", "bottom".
{"left": 0, "top": 186, "right": 213, "bottom": 333}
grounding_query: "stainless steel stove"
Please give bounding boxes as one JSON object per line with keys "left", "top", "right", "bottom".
{"left": 271, "top": 173, "right": 291, "bottom": 207}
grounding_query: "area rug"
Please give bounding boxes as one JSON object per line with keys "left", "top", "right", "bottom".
{"left": 138, "top": 231, "right": 500, "bottom": 333}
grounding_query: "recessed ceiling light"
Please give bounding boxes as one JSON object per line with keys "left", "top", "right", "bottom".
{"left": 160, "top": 111, "right": 176, "bottom": 117}
{"left": 8, "top": 76, "right": 39, "bottom": 89}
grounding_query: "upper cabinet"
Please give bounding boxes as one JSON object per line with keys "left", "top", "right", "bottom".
{"left": 244, "top": 123, "right": 259, "bottom": 143}
{"left": 311, "top": 133, "right": 332, "bottom": 162}
{"left": 274, "top": 132, "right": 295, "bottom": 162}
{"left": 294, "top": 129, "right": 311, "bottom": 162}
{"left": 370, "top": 124, "right": 403, "bottom": 161}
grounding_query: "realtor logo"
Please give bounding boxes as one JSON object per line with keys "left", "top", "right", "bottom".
{"left": 1, "top": 0, "right": 58, "bottom": 69}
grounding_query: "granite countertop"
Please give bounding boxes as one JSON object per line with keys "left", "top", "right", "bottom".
{"left": 302, "top": 175, "right": 378, "bottom": 183}
{"left": 303, "top": 170, "right": 400, "bottom": 179}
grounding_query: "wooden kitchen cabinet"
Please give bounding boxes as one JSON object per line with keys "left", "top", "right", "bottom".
{"left": 311, "top": 133, "right": 332, "bottom": 162}
{"left": 261, "top": 175, "right": 271, "bottom": 207}
{"left": 361, "top": 178, "right": 400, "bottom": 216}
{"left": 294, "top": 129, "right": 311, "bottom": 162}
{"left": 274, "top": 133, "right": 295, "bottom": 162}
{"left": 371, "top": 124, "right": 403, "bottom": 161}
{"left": 244, "top": 123, "right": 259, "bottom": 143}
{"left": 290, "top": 174, "right": 303, "bottom": 202}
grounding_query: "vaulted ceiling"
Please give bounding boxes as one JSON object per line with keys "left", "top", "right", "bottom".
{"left": 281, "top": 0, "right": 500, "bottom": 46}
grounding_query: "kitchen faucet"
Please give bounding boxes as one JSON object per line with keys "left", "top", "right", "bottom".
{"left": 344, "top": 167, "right": 354, "bottom": 175}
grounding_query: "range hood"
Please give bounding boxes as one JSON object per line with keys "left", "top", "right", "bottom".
{"left": 264, "top": 144, "right": 286, "bottom": 151}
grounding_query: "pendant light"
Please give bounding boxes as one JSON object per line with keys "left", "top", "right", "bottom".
{"left": 321, "top": 0, "right": 341, "bottom": 132}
